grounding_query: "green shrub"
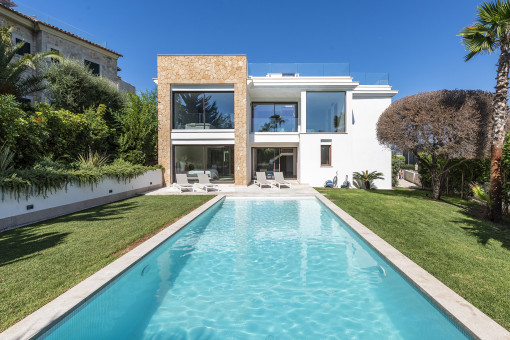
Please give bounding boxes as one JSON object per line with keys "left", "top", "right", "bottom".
{"left": 117, "top": 89, "right": 158, "bottom": 165}
{"left": 0, "top": 160, "right": 162, "bottom": 201}
{"left": 0, "top": 95, "right": 44, "bottom": 168}
{"left": 43, "top": 59, "right": 125, "bottom": 121}
{"left": 391, "top": 156, "right": 405, "bottom": 187}
{"left": 401, "top": 164, "right": 416, "bottom": 170}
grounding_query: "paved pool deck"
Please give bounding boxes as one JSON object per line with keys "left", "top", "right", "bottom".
{"left": 146, "top": 182, "right": 320, "bottom": 197}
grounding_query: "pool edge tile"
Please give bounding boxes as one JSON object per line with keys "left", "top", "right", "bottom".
{"left": 0, "top": 195, "right": 225, "bottom": 340}
{"left": 315, "top": 193, "right": 510, "bottom": 340}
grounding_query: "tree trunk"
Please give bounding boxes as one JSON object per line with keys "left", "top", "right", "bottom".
{"left": 490, "top": 41, "right": 510, "bottom": 222}
{"left": 431, "top": 172, "right": 448, "bottom": 200}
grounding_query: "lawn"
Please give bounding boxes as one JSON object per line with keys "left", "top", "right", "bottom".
{"left": 316, "top": 187, "right": 510, "bottom": 331}
{"left": 0, "top": 195, "right": 212, "bottom": 332}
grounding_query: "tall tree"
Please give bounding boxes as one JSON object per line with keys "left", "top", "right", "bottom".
{"left": 0, "top": 25, "right": 61, "bottom": 99}
{"left": 377, "top": 90, "right": 493, "bottom": 200}
{"left": 459, "top": 0, "right": 510, "bottom": 221}
{"left": 117, "top": 90, "right": 158, "bottom": 165}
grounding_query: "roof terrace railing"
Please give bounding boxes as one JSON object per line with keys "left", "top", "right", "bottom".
{"left": 248, "top": 63, "right": 350, "bottom": 77}
{"left": 248, "top": 63, "right": 389, "bottom": 85}
{"left": 350, "top": 72, "right": 389, "bottom": 86}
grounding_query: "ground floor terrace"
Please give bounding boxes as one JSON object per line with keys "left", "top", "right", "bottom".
{"left": 168, "top": 141, "right": 391, "bottom": 189}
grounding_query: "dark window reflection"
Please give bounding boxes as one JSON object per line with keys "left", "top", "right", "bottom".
{"left": 252, "top": 103, "right": 297, "bottom": 132}
{"left": 174, "top": 145, "right": 234, "bottom": 182}
{"left": 173, "top": 92, "right": 234, "bottom": 129}
{"left": 306, "top": 92, "right": 345, "bottom": 132}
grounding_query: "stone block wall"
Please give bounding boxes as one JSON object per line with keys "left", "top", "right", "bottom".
{"left": 157, "top": 55, "right": 248, "bottom": 186}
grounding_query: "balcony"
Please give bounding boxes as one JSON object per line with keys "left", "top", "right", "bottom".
{"left": 248, "top": 63, "right": 389, "bottom": 85}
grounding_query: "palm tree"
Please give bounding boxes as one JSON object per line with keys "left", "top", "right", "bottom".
{"left": 0, "top": 25, "right": 62, "bottom": 99}
{"left": 353, "top": 170, "right": 385, "bottom": 190}
{"left": 459, "top": 0, "right": 510, "bottom": 222}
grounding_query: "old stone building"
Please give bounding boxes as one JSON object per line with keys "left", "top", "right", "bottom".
{"left": 0, "top": 2, "right": 134, "bottom": 102}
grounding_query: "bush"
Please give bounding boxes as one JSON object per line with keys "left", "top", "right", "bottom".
{"left": 117, "top": 89, "right": 158, "bottom": 165}
{"left": 392, "top": 156, "right": 405, "bottom": 187}
{"left": 418, "top": 157, "right": 490, "bottom": 198}
{"left": 0, "top": 159, "right": 162, "bottom": 201}
{"left": 401, "top": 164, "right": 416, "bottom": 170}
{"left": 43, "top": 59, "right": 125, "bottom": 121}
{"left": 0, "top": 95, "right": 44, "bottom": 168}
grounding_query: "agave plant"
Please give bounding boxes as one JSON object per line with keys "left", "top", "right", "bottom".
{"left": 0, "top": 25, "right": 62, "bottom": 99}
{"left": 0, "top": 144, "right": 14, "bottom": 171}
{"left": 353, "top": 170, "right": 385, "bottom": 190}
{"left": 77, "top": 150, "right": 109, "bottom": 168}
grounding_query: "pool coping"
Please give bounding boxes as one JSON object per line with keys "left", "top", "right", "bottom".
{"left": 315, "top": 193, "right": 510, "bottom": 340}
{"left": 1, "top": 195, "right": 225, "bottom": 340}
{"left": 2, "top": 194, "right": 509, "bottom": 339}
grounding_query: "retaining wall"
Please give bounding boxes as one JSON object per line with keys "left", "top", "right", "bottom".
{"left": 403, "top": 170, "right": 422, "bottom": 187}
{"left": 0, "top": 170, "right": 163, "bottom": 232}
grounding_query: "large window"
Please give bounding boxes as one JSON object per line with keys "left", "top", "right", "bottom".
{"left": 252, "top": 103, "right": 298, "bottom": 132}
{"left": 173, "top": 92, "right": 234, "bottom": 129}
{"left": 252, "top": 147, "right": 297, "bottom": 179}
{"left": 306, "top": 92, "right": 346, "bottom": 132}
{"left": 174, "top": 145, "right": 234, "bottom": 182}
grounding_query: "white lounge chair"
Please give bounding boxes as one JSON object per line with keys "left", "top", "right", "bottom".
{"left": 271, "top": 172, "right": 291, "bottom": 189}
{"left": 175, "top": 174, "right": 194, "bottom": 193}
{"left": 197, "top": 173, "right": 220, "bottom": 192}
{"left": 254, "top": 172, "right": 273, "bottom": 189}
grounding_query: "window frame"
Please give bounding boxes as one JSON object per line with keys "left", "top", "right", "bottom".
{"left": 305, "top": 91, "right": 347, "bottom": 133}
{"left": 171, "top": 91, "right": 235, "bottom": 130}
{"left": 320, "top": 144, "right": 332, "bottom": 167}
{"left": 172, "top": 144, "right": 235, "bottom": 183}
{"left": 251, "top": 102, "right": 298, "bottom": 133}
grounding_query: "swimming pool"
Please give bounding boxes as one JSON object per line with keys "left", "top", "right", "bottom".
{"left": 40, "top": 197, "right": 469, "bottom": 339}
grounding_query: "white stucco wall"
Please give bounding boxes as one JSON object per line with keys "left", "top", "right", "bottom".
{"left": 0, "top": 170, "right": 162, "bottom": 220}
{"left": 298, "top": 94, "right": 392, "bottom": 189}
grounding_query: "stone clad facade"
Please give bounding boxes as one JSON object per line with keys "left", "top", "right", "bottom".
{"left": 157, "top": 55, "right": 248, "bottom": 186}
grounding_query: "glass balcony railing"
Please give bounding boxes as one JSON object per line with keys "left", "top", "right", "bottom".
{"left": 350, "top": 72, "right": 389, "bottom": 85}
{"left": 248, "top": 63, "right": 390, "bottom": 85}
{"left": 251, "top": 117, "right": 298, "bottom": 133}
{"left": 249, "top": 63, "right": 350, "bottom": 77}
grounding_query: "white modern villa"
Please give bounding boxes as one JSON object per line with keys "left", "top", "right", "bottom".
{"left": 156, "top": 55, "right": 397, "bottom": 188}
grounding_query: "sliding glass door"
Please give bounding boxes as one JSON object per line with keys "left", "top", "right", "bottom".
{"left": 174, "top": 145, "right": 234, "bottom": 182}
{"left": 252, "top": 147, "right": 297, "bottom": 179}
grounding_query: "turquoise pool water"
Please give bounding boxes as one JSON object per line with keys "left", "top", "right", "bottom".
{"left": 41, "top": 197, "right": 469, "bottom": 339}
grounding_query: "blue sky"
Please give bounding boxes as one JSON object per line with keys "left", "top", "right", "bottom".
{"left": 15, "top": 0, "right": 499, "bottom": 99}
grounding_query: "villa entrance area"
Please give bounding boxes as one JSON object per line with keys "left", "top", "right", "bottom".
{"left": 251, "top": 147, "right": 297, "bottom": 179}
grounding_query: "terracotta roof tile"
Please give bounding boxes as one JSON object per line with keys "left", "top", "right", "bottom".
{"left": 1, "top": 5, "right": 122, "bottom": 57}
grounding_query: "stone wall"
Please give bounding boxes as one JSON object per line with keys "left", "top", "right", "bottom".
{"left": 39, "top": 31, "right": 118, "bottom": 80}
{"left": 0, "top": 8, "right": 135, "bottom": 102}
{"left": 157, "top": 55, "right": 248, "bottom": 186}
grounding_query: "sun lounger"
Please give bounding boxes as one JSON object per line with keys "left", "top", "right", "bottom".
{"left": 271, "top": 172, "right": 291, "bottom": 189}
{"left": 254, "top": 172, "right": 274, "bottom": 189}
{"left": 197, "top": 173, "right": 220, "bottom": 192}
{"left": 175, "top": 174, "right": 195, "bottom": 193}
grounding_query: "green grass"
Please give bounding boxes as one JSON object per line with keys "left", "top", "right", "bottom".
{"left": 0, "top": 195, "right": 212, "bottom": 332}
{"left": 316, "top": 187, "right": 510, "bottom": 330}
